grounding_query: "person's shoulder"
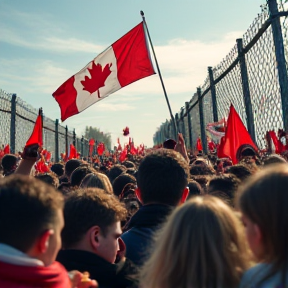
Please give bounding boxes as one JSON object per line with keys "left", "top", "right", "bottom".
{"left": 240, "top": 263, "right": 278, "bottom": 288}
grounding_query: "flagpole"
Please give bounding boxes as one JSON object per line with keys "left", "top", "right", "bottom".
{"left": 140, "top": 10, "right": 177, "bottom": 140}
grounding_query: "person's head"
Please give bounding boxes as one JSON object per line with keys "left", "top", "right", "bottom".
{"left": 122, "top": 161, "right": 136, "bottom": 169}
{"left": 190, "top": 163, "right": 215, "bottom": 176}
{"left": 262, "top": 154, "right": 286, "bottom": 166}
{"left": 80, "top": 172, "right": 113, "bottom": 194}
{"left": 163, "top": 139, "right": 176, "bottom": 150}
{"left": 112, "top": 173, "right": 136, "bottom": 197}
{"left": 70, "top": 165, "right": 94, "bottom": 187}
{"left": 50, "top": 163, "right": 64, "bottom": 177}
{"left": 1, "top": 154, "right": 18, "bottom": 176}
{"left": 107, "top": 165, "right": 127, "bottom": 183}
{"left": 225, "top": 164, "right": 252, "bottom": 182}
{"left": 35, "top": 172, "right": 59, "bottom": 188}
{"left": 0, "top": 175, "right": 64, "bottom": 266}
{"left": 64, "top": 159, "right": 82, "bottom": 180}
{"left": 208, "top": 174, "right": 241, "bottom": 203}
{"left": 136, "top": 149, "right": 189, "bottom": 206}
{"left": 187, "top": 180, "right": 203, "bottom": 199}
{"left": 238, "top": 164, "right": 288, "bottom": 265}
{"left": 61, "top": 188, "right": 127, "bottom": 263}
{"left": 140, "top": 196, "right": 251, "bottom": 288}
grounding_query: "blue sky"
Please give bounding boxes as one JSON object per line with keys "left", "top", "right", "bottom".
{"left": 0, "top": 0, "right": 264, "bottom": 147}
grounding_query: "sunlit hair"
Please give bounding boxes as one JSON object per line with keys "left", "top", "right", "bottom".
{"left": 140, "top": 196, "right": 251, "bottom": 288}
{"left": 80, "top": 172, "right": 113, "bottom": 194}
{"left": 238, "top": 164, "right": 288, "bottom": 282}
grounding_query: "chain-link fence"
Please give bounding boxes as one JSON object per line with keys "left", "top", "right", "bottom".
{"left": 154, "top": 0, "right": 288, "bottom": 153}
{"left": 0, "top": 90, "right": 90, "bottom": 161}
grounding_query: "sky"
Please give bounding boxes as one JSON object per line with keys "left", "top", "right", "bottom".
{"left": 0, "top": 0, "right": 264, "bottom": 148}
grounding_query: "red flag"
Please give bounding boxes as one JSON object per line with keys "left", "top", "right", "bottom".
{"left": 53, "top": 22, "right": 155, "bottom": 121}
{"left": 3, "top": 144, "right": 10, "bottom": 154}
{"left": 119, "top": 147, "right": 127, "bottom": 162}
{"left": 219, "top": 105, "right": 258, "bottom": 164}
{"left": 26, "top": 110, "right": 43, "bottom": 147}
{"left": 97, "top": 143, "right": 105, "bottom": 156}
{"left": 123, "top": 127, "right": 130, "bottom": 136}
{"left": 68, "top": 144, "right": 77, "bottom": 159}
{"left": 196, "top": 138, "right": 203, "bottom": 151}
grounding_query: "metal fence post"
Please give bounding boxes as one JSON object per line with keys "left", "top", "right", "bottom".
{"left": 268, "top": 0, "right": 288, "bottom": 131}
{"left": 55, "top": 119, "right": 59, "bottom": 162}
{"left": 208, "top": 67, "right": 219, "bottom": 122}
{"left": 81, "top": 136, "right": 84, "bottom": 157}
{"left": 180, "top": 107, "right": 186, "bottom": 138}
{"left": 10, "top": 94, "right": 16, "bottom": 154}
{"left": 65, "top": 125, "right": 68, "bottom": 159}
{"left": 175, "top": 113, "right": 179, "bottom": 136}
{"left": 236, "top": 38, "right": 256, "bottom": 143}
{"left": 185, "top": 102, "right": 193, "bottom": 149}
{"left": 73, "top": 129, "right": 76, "bottom": 146}
{"left": 197, "top": 88, "right": 208, "bottom": 154}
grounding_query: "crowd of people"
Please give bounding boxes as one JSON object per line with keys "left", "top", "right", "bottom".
{"left": 0, "top": 133, "right": 288, "bottom": 288}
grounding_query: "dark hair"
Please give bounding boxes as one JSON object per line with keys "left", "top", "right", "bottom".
{"left": 122, "top": 161, "right": 136, "bottom": 169}
{"left": 0, "top": 175, "right": 63, "bottom": 252}
{"left": 107, "top": 165, "right": 127, "bottom": 183}
{"left": 226, "top": 164, "right": 252, "bottom": 182}
{"left": 208, "top": 174, "right": 240, "bottom": 203}
{"left": 62, "top": 188, "right": 127, "bottom": 248}
{"left": 187, "top": 180, "right": 203, "bottom": 198}
{"left": 35, "top": 172, "right": 59, "bottom": 188}
{"left": 263, "top": 154, "right": 286, "bottom": 166}
{"left": 50, "top": 163, "right": 64, "bottom": 177}
{"left": 65, "top": 159, "right": 82, "bottom": 178}
{"left": 70, "top": 166, "right": 94, "bottom": 187}
{"left": 190, "top": 164, "right": 215, "bottom": 176}
{"left": 163, "top": 139, "right": 176, "bottom": 150}
{"left": 137, "top": 149, "right": 189, "bottom": 206}
{"left": 1, "top": 154, "right": 18, "bottom": 175}
{"left": 112, "top": 173, "right": 136, "bottom": 197}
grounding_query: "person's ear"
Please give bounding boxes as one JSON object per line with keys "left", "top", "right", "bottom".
{"left": 38, "top": 229, "right": 54, "bottom": 254}
{"left": 180, "top": 187, "right": 189, "bottom": 204}
{"left": 135, "top": 187, "right": 143, "bottom": 204}
{"left": 90, "top": 226, "right": 101, "bottom": 251}
{"left": 254, "top": 223, "right": 263, "bottom": 245}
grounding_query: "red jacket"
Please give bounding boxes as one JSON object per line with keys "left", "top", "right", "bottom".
{"left": 0, "top": 260, "right": 71, "bottom": 288}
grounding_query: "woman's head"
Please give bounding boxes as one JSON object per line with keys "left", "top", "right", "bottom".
{"left": 140, "top": 196, "right": 250, "bottom": 288}
{"left": 80, "top": 172, "right": 113, "bottom": 194}
{"left": 238, "top": 164, "right": 288, "bottom": 263}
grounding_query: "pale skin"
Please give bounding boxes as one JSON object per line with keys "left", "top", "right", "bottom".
{"left": 241, "top": 213, "right": 264, "bottom": 261}
{"left": 174, "top": 133, "right": 189, "bottom": 163}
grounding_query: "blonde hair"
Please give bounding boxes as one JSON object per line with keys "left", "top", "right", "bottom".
{"left": 140, "top": 196, "right": 251, "bottom": 288}
{"left": 80, "top": 172, "right": 113, "bottom": 194}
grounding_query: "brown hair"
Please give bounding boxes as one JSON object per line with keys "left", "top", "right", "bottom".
{"left": 140, "top": 196, "right": 251, "bottom": 288}
{"left": 0, "top": 175, "right": 64, "bottom": 252}
{"left": 35, "top": 172, "right": 59, "bottom": 188}
{"left": 80, "top": 172, "right": 113, "bottom": 194}
{"left": 61, "top": 188, "right": 127, "bottom": 248}
{"left": 238, "top": 164, "right": 288, "bottom": 281}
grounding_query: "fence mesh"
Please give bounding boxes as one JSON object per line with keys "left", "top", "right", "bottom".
{"left": 0, "top": 90, "right": 84, "bottom": 161}
{"left": 0, "top": 90, "right": 12, "bottom": 148}
{"left": 155, "top": 2, "right": 288, "bottom": 153}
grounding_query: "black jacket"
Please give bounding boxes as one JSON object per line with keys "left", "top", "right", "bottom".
{"left": 57, "top": 249, "right": 137, "bottom": 288}
{"left": 121, "top": 203, "right": 173, "bottom": 266}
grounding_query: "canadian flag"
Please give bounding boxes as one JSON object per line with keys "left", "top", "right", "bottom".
{"left": 53, "top": 22, "right": 155, "bottom": 121}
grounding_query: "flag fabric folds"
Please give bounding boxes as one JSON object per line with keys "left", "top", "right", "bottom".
{"left": 3, "top": 144, "right": 10, "bottom": 154}
{"left": 68, "top": 144, "right": 77, "bottom": 159}
{"left": 217, "top": 105, "right": 258, "bottom": 164}
{"left": 196, "top": 138, "right": 203, "bottom": 151}
{"left": 53, "top": 22, "right": 155, "bottom": 121}
{"left": 26, "top": 111, "right": 43, "bottom": 147}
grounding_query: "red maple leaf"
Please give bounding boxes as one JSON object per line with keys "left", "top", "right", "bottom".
{"left": 81, "top": 62, "right": 112, "bottom": 98}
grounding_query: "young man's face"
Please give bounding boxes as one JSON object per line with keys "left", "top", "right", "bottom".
{"left": 97, "top": 221, "right": 122, "bottom": 263}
